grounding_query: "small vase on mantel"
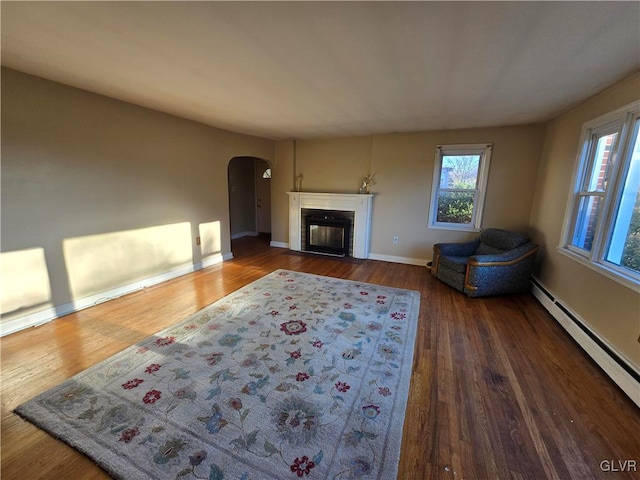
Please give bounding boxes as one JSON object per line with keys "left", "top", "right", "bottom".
{"left": 295, "top": 174, "right": 304, "bottom": 192}
{"left": 359, "top": 173, "right": 376, "bottom": 194}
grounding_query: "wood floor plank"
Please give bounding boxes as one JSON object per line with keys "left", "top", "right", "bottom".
{"left": 2, "top": 236, "right": 639, "bottom": 479}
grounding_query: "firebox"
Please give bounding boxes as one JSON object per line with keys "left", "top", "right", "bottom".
{"left": 304, "top": 212, "right": 351, "bottom": 257}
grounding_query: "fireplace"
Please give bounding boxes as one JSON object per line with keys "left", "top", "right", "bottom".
{"left": 304, "top": 211, "right": 352, "bottom": 257}
{"left": 287, "top": 192, "right": 374, "bottom": 259}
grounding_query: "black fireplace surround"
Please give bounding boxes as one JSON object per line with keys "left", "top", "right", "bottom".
{"left": 304, "top": 211, "right": 352, "bottom": 257}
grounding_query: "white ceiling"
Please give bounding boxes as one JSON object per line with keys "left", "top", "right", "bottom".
{"left": 2, "top": 2, "right": 639, "bottom": 140}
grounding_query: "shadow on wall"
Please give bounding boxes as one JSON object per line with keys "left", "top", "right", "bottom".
{"left": 1, "top": 220, "right": 223, "bottom": 333}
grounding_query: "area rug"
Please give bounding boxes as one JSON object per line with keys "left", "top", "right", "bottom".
{"left": 15, "top": 269, "right": 420, "bottom": 480}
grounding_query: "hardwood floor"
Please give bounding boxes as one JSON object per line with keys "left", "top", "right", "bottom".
{"left": 2, "top": 237, "right": 639, "bottom": 479}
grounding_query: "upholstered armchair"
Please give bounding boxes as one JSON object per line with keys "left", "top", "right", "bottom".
{"left": 431, "top": 228, "right": 538, "bottom": 297}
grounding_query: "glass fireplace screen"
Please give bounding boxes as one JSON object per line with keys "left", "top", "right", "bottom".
{"left": 304, "top": 214, "right": 351, "bottom": 256}
{"left": 309, "top": 225, "right": 345, "bottom": 250}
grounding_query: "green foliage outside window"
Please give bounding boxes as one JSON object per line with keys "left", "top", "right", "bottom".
{"left": 436, "top": 192, "right": 474, "bottom": 224}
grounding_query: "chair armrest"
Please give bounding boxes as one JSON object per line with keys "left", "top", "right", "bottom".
{"left": 434, "top": 239, "right": 481, "bottom": 257}
{"left": 464, "top": 243, "right": 539, "bottom": 296}
{"left": 469, "top": 243, "right": 538, "bottom": 266}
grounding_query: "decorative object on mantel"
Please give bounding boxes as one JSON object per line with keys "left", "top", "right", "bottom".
{"left": 15, "top": 270, "right": 419, "bottom": 480}
{"left": 359, "top": 173, "right": 377, "bottom": 194}
{"left": 295, "top": 173, "right": 304, "bottom": 192}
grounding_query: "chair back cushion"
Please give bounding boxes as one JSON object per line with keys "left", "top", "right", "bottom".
{"left": 476, "top": 228, "right": 529, "bottom": 253}
{"left": 474, "top": 243, "right": 506, "bottom": 255}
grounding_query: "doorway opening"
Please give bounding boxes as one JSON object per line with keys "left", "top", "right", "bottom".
{"left": 227, "top": 157, "right": 272, "bottom": 252}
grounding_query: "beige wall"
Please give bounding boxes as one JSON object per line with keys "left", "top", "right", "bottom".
{"left": 295, "top": 137, "right": 373, "bottom": 193}
{"left": 271, "top": 140, "right": 295, "bottom": 245}
{"left": 271, "top": 125, "right": 545, "bottom": 262}
{"left": 1, "top": 68, "right": 273, "bottom": 322}
{"left": 529, "top": 72, "right": 640, "bottom": 369}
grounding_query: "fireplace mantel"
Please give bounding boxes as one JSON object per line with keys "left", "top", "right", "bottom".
{"left": 287, "top": 192, "right": 374, "bottom": 259}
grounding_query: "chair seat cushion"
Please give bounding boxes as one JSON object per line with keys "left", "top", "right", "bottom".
{"left": 438, "top": 255, "right": 468, "bottom": 274}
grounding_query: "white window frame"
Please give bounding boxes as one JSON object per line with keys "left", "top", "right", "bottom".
{"left": 559, "top": 100, "right": 640, "bottom": 290}
{"left": 428, "top": 143, "right": 492, "bottom": 231}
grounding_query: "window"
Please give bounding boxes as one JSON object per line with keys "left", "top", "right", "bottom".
{"left": 428, "top": 144, "right": 492, "bottom": 231}
{"left": 262, "top": 168, "right": 271, "bottom": 179}
{"left": 561, "top": 100, "right": 640, "bottom": 288}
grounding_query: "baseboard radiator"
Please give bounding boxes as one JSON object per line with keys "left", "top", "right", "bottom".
{"left": 530, "top": 277, "right": 640, "bottom": 408}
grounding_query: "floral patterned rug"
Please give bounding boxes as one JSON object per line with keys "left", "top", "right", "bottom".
{"left": 15, "top": 269, "right": 420, "bottom": 480}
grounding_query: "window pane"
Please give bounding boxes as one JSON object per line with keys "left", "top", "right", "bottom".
{"left": 440, "top": 155, "right": 480, "bottom": 189}
{"left": 572, "top": 195, "right": 602, "bottom": 251}
{"left": 436, "top": 191, "right": 475, "bottom": 224}
{"left": 430, "top": 145, "right": 491, "bottom": 230}
{"left": 606, "top": 124, "right": 640, "bottom": 274}
{"left": 586, "top": 133, "right": 617, "bottom": 191}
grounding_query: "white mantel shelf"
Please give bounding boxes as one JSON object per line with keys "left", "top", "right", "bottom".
{"left": 287, "top": 192, "right": 374, "bottom": 259}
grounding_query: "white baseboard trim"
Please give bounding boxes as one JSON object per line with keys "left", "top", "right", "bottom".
{"left": 0, "top": 252, "right": 233, "bottom": 338}
{"left": 368, "top": 253, "right": 428, "bottom": 267}
{"left": 0, "top": 304, "right": 72, "bottom": 337}
{"left": 270, "top": 241, "right": 289, "bottom": 249}
{"left": 195, "top": 252, "right": 233, "bottom": 270}
{"left": 231, "top": 231, "right": 258, "bottom": 240}
{"left": 530, "top": 277, "right": 640, "bottom": 407}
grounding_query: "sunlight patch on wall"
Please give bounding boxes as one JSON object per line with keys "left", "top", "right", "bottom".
{"left": 199, "top": 221, "right": 222, "bottom": 259}
{"left": 63, "top": 222, "right": 193, "bottom": 300}
{"left": 0, "top": 247, "right": 52, "bottom": 321}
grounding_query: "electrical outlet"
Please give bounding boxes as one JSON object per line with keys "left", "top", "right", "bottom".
{"left": 196, "top": 236, "right": 201, "bottom": 245}
{"left": 393, "top": 236, "right": 399, "bottom": 244}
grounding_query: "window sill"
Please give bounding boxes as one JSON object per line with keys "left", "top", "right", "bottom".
{"left": 428, "top": 223, "right": 481, "bottom": 233}
{"left": 557, "top": 246, "right": 640, "bottom": 292}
